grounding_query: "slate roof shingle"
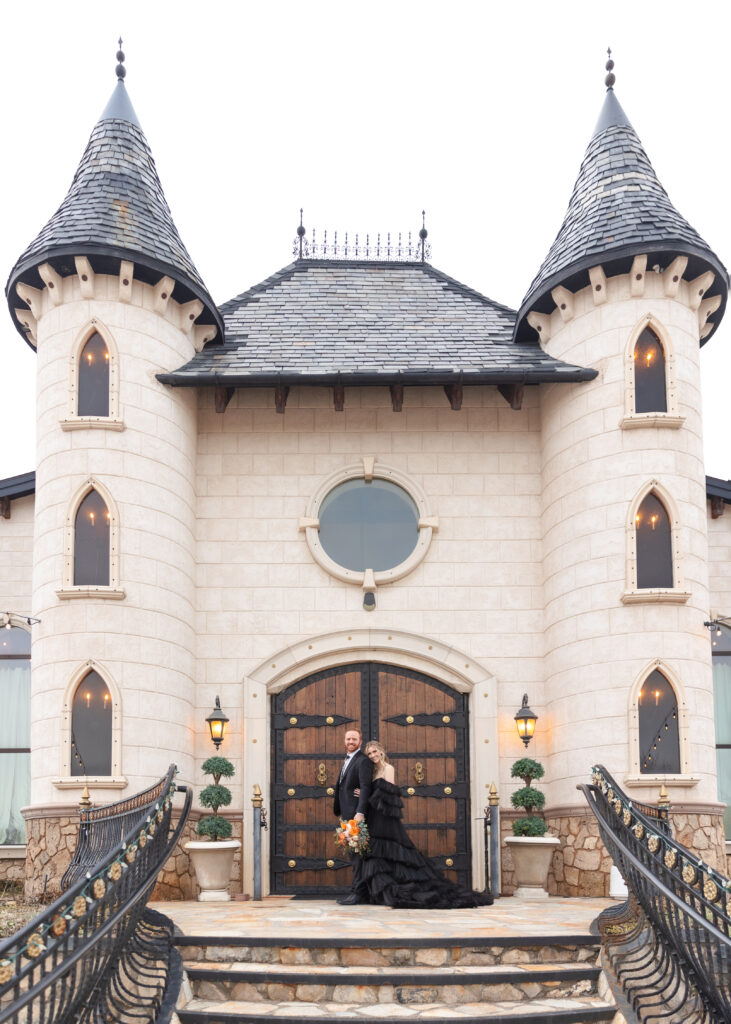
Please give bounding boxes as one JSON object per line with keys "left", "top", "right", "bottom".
{"left": 6, "top": 80, "right": 222, "bottom": 345}
{"left": 159, "top": 260, "right": 596, "bottom": 386}
{"left": 515, "top": 89, "right": 728, "bottom": 343}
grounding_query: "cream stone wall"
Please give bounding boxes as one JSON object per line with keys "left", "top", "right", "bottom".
{"left": 0, "top": 494, "right": 34, "bottom": 614}
{"left": 707, "top": 504, "right": 731, "bottom": 617}
{"left": 539, "top": 269, "right": 718, "bottom": 814}
{"left": 25, "top": 272, "right": 199, "bottom": 806}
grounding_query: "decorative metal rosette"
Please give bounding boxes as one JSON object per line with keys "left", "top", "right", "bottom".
{"left": 157, "top": 809, "right": 164, "bottom": 823}
{"left": 614, "top": 799, "right": 622, "bottom": 815}
{"left": 682, "top": 862, "right": 697, "bottom": 885}
{"left": 592, "top": 771, "right": 601, "bottom": 787}
{"left": 149, "top": 821, "right": 156, "bottom": 837}
{"left": 648, "top": 836, "right": 660, "bottom": 853}
{"left": 26, "top": 934, "right": 44, "bottom": 959}
{"left": 664, "top": 849, "right": 677, "bottom": 869}
{"left": 73, "top": 896, "right": 87, "bottom": 918}
{"left": 622, "top": 808, "right": 632, "bottom": 826}
{"left": 703, "top": 878, "right": 719, "bottom": 902}
{"left": 125, "top": 847, "right": 136, "bottom": 864}
{"left": 633, "top": 823, "right": 644, "bottom": 840}
{"left": 601, "top": 782, "right": 608, "bottom": 795}
{"left": 51, "top": 915, "right": 67, "bottom": 937}
{"left": 607, "top": 788, "right": 614, "bottom": 802}
{"left": 138, "top": 833, "right": 147, "bottom": 848}
{"left": 0, "top": 959, "right": 13, "bottom": 985}
{"left": 108, "top": 860, "right": 122, "bottom": 882}
{"left": 92, "top": 878, "right": 106, "bottom": 899}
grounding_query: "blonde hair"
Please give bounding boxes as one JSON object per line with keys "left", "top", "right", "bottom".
{"left": 365, "top": 740, "right": 391, "bottom": 776}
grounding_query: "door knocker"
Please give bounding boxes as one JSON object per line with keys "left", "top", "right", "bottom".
{"left": 316, "top": 762, "right": 328, "bottom": 787}
{"left": 413, "top": 762, "right": 425, "bottom": 785}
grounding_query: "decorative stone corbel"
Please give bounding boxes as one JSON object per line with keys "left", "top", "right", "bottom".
{"left": 362, "top": 456, "right": 375, "bottom": 481}
{"left": 417, "top": 515, "right": 439, "bottom": 532}
{"left": 527, "top": 311, "right": 551, "bottom": 340}
{"left": 14, "top": 308, "right": 37, "bottom": 345}
{"left": 550, "top": 286, "right": 574, "bottom": 322}
{"left": 698, "top": 294, "right": 721, "bottom": 332}
{"left": 662, "top": 256, "right": 688, "bottom": 298}
{"left": 153, "top": 276, "right": 175, "bottom": 316}
{"left": 687, "top": 271, "right": 715, "bottom": 311}
{"left": 630, "top": 255, "right": 647, "bottom": 297}
{"left": 362, "top": 569, "right": 377, "bottom": 593}
{"left": 74, "top": 257, "right": 96, "bottom": 298}
{"left": 588, "top": 265, "right": 607, "bottom": 305}
{"left": 298, "top": 517, "right": 320, "bottom": 531}
{"left": 179, "top": 299, "right": 203, "bottom": 332}
{"left": 38, "top": 263, "right": 64, "bottom": 306}
{"left": 194, "top": 325, "right": 217, "bottom": 351}
{"left": 119, "top": 261, "right": 134, "bottom": 302}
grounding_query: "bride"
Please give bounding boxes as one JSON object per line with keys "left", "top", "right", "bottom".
{"left": 358, "top": 740, "right": 493, "bottom": 908}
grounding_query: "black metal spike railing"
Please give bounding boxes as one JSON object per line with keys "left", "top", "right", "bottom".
{"left": 0, "top": 764, "right": 191, "bottom": 1024}
{"left": 579, "top": 764, "right": 730, "bottom": 1024}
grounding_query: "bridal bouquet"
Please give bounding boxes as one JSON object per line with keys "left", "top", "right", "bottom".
{"left": 334, "top": 818, "right": 370, "bottom": 857}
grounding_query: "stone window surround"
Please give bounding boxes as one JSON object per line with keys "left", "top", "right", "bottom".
{"left": 57, "top": 477, "right": 125, "bottom": 601}
{"left": 60, "top": 317, "right": 124, "bottom": 432}
{"left": 621, "top": 479, "right": 690, "bottom": 605}
{"left": 53, "top": 659, "right": 126, "bottom": 790}
{"left": 299, "top": 457, "right": 438, "bottom": 589}
{"left": 619, "top": 313, "right": 684, "bottom": 430}
{"left": 625, "top": 658, "right": 698, "bottom": 788}
{"left": 0, "top": 618, "right": 30, "bottom": 850}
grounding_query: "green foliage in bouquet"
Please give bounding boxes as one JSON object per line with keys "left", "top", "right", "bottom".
{"left": 197, "top": 755, "right": 235, "bottom": 842}
{"left": 510, "top": 757, "right": 548, "bottom": 837}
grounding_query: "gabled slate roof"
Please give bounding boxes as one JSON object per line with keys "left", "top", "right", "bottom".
{"left": 0, "top": 472, "right": 35, "bottom": 502}
{"left": 6, "top": 79, "right": 222, "bottom": 346}
{"left": 158, "top": 260, "right": 596, "bottom": 387}
{"left": 515, "top": 88, "right": 728, "bottom": 343}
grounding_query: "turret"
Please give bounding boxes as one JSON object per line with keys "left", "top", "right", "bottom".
{"left": 527, "top": 55, "right": 728, "bottom": 893}
{"left": 6, "top": 46, "right": 216, "bottom": 897}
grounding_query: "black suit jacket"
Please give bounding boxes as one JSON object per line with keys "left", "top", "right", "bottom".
{"left": 333, "top": 749, "right": 372, "bottom": 820}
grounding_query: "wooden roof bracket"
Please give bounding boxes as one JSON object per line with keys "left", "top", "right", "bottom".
{"left": 444, "top": 384, "right": 463, "bottom": 411}
{"left": 214, "top": 386, "right": 234, "bottom": 414}
{"left": 711, "top": 496, "right": 725, "bottom": 519}
{"left": 274, "top": 385, "right": 290, "bottom": 414}
{"left": 498, "top": 382, "right": 524, "bottom": 410}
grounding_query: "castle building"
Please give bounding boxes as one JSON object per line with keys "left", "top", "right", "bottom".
{"left": 0, "top": 50, "right": 728, "bottom": 899}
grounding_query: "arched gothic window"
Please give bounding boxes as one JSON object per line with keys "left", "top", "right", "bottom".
{"left": 633, "top": 326, "right": 667, "bottom": 414}
{"left": 0, "top": 624, "right": 30, "bottom": 844}
{"left": 638, "top": 669, "right": 680, "bottom": 774}
{"left": 78, "top": 333, "right": 109, "bottom": 417}
{"left": 635, "top": 492, "right": 673, "bottom": 589}
{"left": 74, "top": 490, "right": 110, "bottom": 586}
{"left": 70, "top": 670, "right": 112, "bottom": 777}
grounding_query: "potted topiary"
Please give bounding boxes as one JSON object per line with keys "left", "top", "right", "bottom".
{"left": 504, "top": 757, "right": 559, "bottom": 898}
{"left": 184, "top": 755, "right": 241, "bottom": 901}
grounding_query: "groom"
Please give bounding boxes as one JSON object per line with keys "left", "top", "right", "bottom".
{"left": 332, "top": 727, "right": 372, "bottom": 904}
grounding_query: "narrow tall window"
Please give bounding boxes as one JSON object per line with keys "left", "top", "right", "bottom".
{"left": 0, "top": 626, "right": 30, "bottom": 844}
{"left": 78, "top": 333, "right": 109, "bottom": 417}
{"left": 638, "top": 670, "right": 680, "bottom": 774}
{"left": 635, "top": 493, "right": 673, "bottom": 588}
{"left": 633, "top": 327, "right": 667, "bottom": 413}
{"left": 74, "top": 490, "right": 110, "bottom": 586}
{"left": 711, "top": 624, "right": 731, "bottom": 837}
{"left": 71, "top": 670, "right": 112, "bottom": 776}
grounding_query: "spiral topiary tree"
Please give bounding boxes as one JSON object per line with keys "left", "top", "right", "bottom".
{"left": 510, "top": 757, "right": 547, "bottom": 837}
{"left": 197, "top": 755, "right": 235, "bottom": 841}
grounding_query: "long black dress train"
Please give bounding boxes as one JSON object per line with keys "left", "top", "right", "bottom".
{"left": 361, "top": 778, "right": 493, "bottom": 908}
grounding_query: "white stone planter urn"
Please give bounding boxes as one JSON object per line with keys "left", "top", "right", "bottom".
{"left": 185, "top": 839, "right": 241, "bottom": 901}
{"left": 504, "top": 835, "right": 560, "bottom": 899}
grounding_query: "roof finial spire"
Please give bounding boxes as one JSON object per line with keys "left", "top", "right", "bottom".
{"left": 116, "top": 38, "right": 126, "bottom": 81}
{"left": 605, "top": 47, "right": 615, "bottom": 91}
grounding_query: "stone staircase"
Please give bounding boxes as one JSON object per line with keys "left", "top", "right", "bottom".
{"left": 174, "top": 933, "right": 622, "bottom": 1023}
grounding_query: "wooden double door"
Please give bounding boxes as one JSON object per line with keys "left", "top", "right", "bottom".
{"left": 270, "top": 662, "right": 472, "bottom": 894}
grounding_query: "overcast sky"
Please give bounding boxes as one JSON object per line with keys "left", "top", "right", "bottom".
{"left": 1, "top": 1, "right": 729, "bottom": 479}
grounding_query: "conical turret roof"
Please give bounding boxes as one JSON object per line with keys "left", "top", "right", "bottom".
{"left": 7, "top": 66, "right": 222, "bottom": 345}
{"left": 515, "top": 79, "right": 728, "bottom": 343}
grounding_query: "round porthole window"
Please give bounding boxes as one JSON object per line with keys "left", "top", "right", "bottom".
{"left": 302, "top": 460, "right": 438, "bottom": 586}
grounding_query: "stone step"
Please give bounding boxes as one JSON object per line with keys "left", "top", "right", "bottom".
{"left": 185, "top": 960, "right": 601, "bottom": 1004}
{"left": 176, "top": 995, "right": 617, "bottom": 1023}
{"left": 174, "top": 936, "right": 600, "bottom": 968}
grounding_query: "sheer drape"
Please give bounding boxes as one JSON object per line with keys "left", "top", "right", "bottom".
{"left": 712, "top": 660, "right": 731, "bottom": 837}
{"left": 0, "top": 662, "right": 30, "bottom": 844}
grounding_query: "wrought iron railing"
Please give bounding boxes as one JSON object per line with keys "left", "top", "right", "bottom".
{"left": 0, "top": 764, "right": 191, "bottom": 1023}
{"left": 579, "top": 764, "right": 730, "bottom": 1024}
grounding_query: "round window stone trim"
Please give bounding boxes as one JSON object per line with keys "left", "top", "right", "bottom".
{"left": 302, "top": 460, "right": 437, "bottom": 587}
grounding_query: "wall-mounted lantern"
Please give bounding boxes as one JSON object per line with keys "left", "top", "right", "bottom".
{"left": 514, "top": 693, "right": 537, "bottom": 748}
{"left": 206, "top": 696, "right": 229, "bottom": 750}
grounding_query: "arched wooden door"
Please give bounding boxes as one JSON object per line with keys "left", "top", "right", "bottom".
{"left": 270, "top": 662, "right": 471, "bottom": 895}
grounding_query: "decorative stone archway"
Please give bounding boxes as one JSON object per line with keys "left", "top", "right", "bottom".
{"left": 241, "top": 629, "right": 499, "bottom": 896}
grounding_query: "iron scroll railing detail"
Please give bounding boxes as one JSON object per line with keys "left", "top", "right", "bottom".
{"left": 0, "top": 764, "right": 191, "bottom": 1024}
{"left": 580, "top": 764, "right": 730, "bottom": 1024}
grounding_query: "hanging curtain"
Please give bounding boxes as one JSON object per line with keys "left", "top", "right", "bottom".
{"left": 712, "top": 660, "right": 731, "bottom": 838}
{"left": 0, "top": 662, "right": 30, "bottom": 845}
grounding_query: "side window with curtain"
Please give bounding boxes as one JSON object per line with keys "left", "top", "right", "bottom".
{"left": 71, "top": 670, "right": 112, "bottom": 776}
{"left": 0, "top": 626, "right": 30, "bottom": 844}
{"left": 711, "top": 624, "right": 731, "bottom": 838}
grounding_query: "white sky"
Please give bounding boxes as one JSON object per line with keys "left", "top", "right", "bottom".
{"left": 1, "top": 0, "right": 729, "bottom": 479}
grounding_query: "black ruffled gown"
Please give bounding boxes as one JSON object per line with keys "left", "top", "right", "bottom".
{"left": 361, "top": 778, "right": 493, "bottom": 908}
